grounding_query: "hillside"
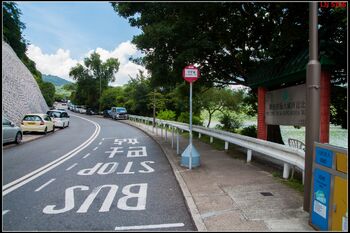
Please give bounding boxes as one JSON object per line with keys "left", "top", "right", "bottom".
{"left": 42, "top": 74, "right": 72, "bottom": 86}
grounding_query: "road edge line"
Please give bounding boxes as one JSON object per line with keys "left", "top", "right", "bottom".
{"left": 121, "top": 120, "right": 207, "bottom": 232}
{"left": 2, "top": 114, "right": 100, "bottom": 195}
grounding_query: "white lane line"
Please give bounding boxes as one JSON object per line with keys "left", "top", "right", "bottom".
{"left": 83, "top": 153, "right": 91, "bottom": 159}
{"left": 35, "top": 178, "right": 56, "bottom": 192}
{"left": 3, "top": 114, "right": 100, "bottom": 196}
{"left": 93, "top": 147, "right": 98, "bottom": 151}
{"left": 98, "top": 142, "right": 102, "bottom": 145}
{"left": 114, "top": 223, "right": 185, "bottom": 230}
{"left": 66, "top": 163, "right": 78, "bottom": 171}
{"left": 2, "top": 210, "right": 10, "bottom": 215}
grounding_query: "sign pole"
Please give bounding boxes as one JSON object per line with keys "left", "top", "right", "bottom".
{"left": 181, "top": 64, "right": 200, "bottom": 169}
{"left": 189, "top": 82, "right": 193, "bottom": 170}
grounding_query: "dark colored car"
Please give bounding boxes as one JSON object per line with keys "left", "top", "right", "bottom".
{"left": 103, "top": 109, "right": 112, "bottom": 118}
{"left": 86, "top": 108, "right": 98, "bottom": 115}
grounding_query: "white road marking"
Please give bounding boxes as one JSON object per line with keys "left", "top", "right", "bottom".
{"left": 114, "top": 223, "right": 184, "bottom": 230}
{"left": 83, "top": 153, "right": 91, "bottom": 159}
{"left": 2, "top": 210, "right": 10, "bottom": 215}
{"left": 93, "top": 147, "right": 98, "bottom": 151}
{"left": 66, "top": 163, "right": 78, "bottom": 171}
{"left": 35, "top": 178, "right": 56, "bottom": 192}
{"left": 98, "top": 142, "right": 102, "bottom": 145}
{"left": 3, "top": 114, "right": 101, "bottom": 196}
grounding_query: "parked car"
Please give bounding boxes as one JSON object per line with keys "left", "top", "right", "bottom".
{"left": 103, "top": 109, "right": 112, "bottom": 118}
{"left": 86, "top": 108, "right": 97, "bottom": 115}
{"left": 56, "top": 102, "right": 68, "bottom": 110}
{"left": 47, "top": 110, "right": 70, "bottom": 128}
{"left": 110, "top": 107, "right": 128, "bottom": 120}
{"left": 2, "top": 116, "right": 23, "bottom": 144}
{"left": 77, "top": 106, "right": 86, "bottom": 114}
{"left": 21, "top": 114, "right": 55, "bottom": 134}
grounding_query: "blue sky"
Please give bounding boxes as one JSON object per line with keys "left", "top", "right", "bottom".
{"left": 17, "top": 1, "right": 141, "bottom": 59}
{"left": 15, "top": 1, "right": 145, "bottom": 85}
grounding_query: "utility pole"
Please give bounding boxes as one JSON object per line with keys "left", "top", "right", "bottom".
{"left": 153, "top": 88, "right": 156, "bottom": 128}
{"left": 304, "top": 1, "right": 321, "bottom": 212}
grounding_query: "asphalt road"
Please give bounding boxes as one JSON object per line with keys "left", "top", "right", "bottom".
{"left": 2, "top": 113, "right": 196, "bottom": 231}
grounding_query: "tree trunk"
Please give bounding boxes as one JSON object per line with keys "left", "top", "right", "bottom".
{"left": 267, "top": 125, "right": 284, "bottom": 145}
{"left": 207, "top": 111, "right": 212, "bottom": 128}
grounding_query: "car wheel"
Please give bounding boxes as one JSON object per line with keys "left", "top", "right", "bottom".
{"left": 15, "top": 132, "right": 22, "bottom": 144}
{"left": 44, "top": 127, "right": 47, "bottom": 135}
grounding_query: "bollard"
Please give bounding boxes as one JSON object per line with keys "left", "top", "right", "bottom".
{"left": 283, "top": 163, "right": 290, "bottom": 179}
{"left": 198, "top": 133, "right": 201, "bottom": 139}
{"left": 247, "top": 149, "right": 252, "bottom": 162}
{"left": 210, "top": 137, "right": 213, "bottom": 143}
{"left": 225, "top": 141, "right": 229, "bottom": 150}
{"left": 156, "top": 124, "right": 158, "bottom": 136}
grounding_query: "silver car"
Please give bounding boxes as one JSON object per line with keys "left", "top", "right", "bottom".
{"left": 2, "top": 116, "right": 23, "bottom": 144}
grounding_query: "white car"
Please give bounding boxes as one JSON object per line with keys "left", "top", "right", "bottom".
{"left": 47, "top": 110, "right": 70, "bottom": 128}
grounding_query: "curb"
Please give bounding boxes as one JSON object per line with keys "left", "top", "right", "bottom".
{"left": 3, "top": 128, "right": 60, "bottom": 150}
{"left": 122, "top": 120, "right": 207, "bottom": 231}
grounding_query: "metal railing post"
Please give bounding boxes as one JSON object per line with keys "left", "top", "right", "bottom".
{"left": 177, "top": 129, "right": 180, "bottom": 155}
{"left": 247, "top": 149, "right": 252, "bottom": 162}
{"left": 283, "top": 163, "right": 291, "bottom": 179}
{"left": 225, "top": 141, "right": 229, "bottom": 151}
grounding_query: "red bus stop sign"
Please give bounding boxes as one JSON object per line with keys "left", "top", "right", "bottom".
{"left": 182, "top": 65, "right": 200, "bottom": 83}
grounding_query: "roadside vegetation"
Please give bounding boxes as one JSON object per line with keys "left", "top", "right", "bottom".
{"left": 3, "top": 2, "right": 347, "bottom": 143}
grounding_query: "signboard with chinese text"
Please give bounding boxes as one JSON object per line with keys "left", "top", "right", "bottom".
{"left": 265, "top": 84, "right": 306, "bottom": 125}
{"left": 182, "top": 65, "right": 200, "bottom": 83}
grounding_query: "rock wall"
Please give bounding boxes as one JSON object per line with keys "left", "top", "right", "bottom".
{"left": 2, "top": 41, "right": 49, "bottom": 126}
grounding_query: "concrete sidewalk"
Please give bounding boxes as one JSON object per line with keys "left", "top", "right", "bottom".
{"left": 126, "top": 120, "right": 315, "bottom": 231}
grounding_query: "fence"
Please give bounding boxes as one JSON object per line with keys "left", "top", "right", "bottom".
{"left": 128, "top": 115, "right": 306, "bottom": 181}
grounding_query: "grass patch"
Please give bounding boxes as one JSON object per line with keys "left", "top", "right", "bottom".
{"left": 272, "top": 171, "right": 304, "bottom": 193}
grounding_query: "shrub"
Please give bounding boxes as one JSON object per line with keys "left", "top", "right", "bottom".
{"left": 216, "top": 113, "right": 243, "bottom": 133}
{"left": 177, "top": 112, "right": 203, "bottom": 126}
{"left": 157, "top": 109, "right": 176, "bottom": 121}
{"left": 240, "top": 125, "right": 257, "bottom": 138}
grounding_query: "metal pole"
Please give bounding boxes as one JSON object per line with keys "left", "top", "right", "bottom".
{"left": 99, "top": 76, "right": 101, "bottom": 113}
{"left": 153, "top": 88, "right": 156, "bottom": 128}
{"left": 304, "top": 1, "right": 321, "bottom": 213}
{"left": 189, "top": 82, "right": 193, "bottom": 170}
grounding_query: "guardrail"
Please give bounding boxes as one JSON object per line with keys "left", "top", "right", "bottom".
{"left": 128, "top": 115, "right": 305, "bottom": 181}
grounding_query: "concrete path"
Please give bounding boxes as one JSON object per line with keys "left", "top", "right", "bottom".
{"left": 126, "top": 120, "right": 315, "bottom": 232}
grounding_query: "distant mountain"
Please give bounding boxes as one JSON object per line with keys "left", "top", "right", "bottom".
{"left": 42, "top": 74, "right": 72, "bottom": 86}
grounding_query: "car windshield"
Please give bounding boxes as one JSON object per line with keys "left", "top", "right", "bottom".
{"left": 116, "top": 108, "right": 127, "bottom": 113}
{"left": 23, "top": 115, "right": 42, "bottom": 121}
{"left": 47, "top": 111, "right": 61, "bottom": 118}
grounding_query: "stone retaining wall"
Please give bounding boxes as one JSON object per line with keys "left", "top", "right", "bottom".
{"left": 2, "top": 41, "right": 49, "bottom": 126}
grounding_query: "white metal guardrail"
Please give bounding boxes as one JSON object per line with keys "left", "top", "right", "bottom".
{"left": 128, "top": 115, "right": 305, "bottom": 181}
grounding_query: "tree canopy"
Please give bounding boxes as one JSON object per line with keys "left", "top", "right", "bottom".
{"left": 69, "top": 52, "right": 120, "bottom": 111}
{"left": 112, "top": 2, "right": 346, "bottom": 89}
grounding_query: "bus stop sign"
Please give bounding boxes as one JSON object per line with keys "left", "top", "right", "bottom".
{"left": 182, "top": 65, "right": 200, "bottom": 83}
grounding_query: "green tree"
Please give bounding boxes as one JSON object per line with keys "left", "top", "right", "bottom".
{"left": 69, "top": 52, "right": 120, "bottom": 110}
{"left": 113, "top": 2, "right": 347, "bottom": 142}
{"left": 2, "top": 2, "right": 26, "bottom": 60}
{"left": 198, "top": 88, "right": 244, "bottom": 127}
{"left": 100, "top": 87, "right": 124, "bottom": 111}
{"left": 40, "top": 82, "right": 55, "bottom": 107}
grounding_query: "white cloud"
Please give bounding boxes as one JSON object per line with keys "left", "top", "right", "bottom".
{"left": 26, "top": 41, "right": 147, "bottom": 86}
